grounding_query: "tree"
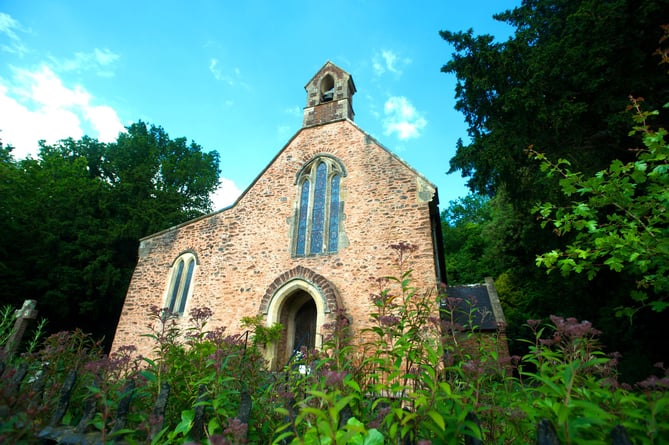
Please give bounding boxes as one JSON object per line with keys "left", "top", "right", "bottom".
{"left": 441, "top": 0, "right": 669, "bottom": 201}
{"left": 441, "top": 194, "right": 490, "bottom": 284}
{"left": 0, "top": 141, "right": 23, "bottom": 292}
{"left": 533, "top": 96, "right": 669, "bottom": 315}
{"left": 441, "top": 193, "right": 510, "bottom": 284}
{"left": 0, "top": 122, "right": 220, "bottom": 347}
{"left": 108, "top": 122, "right": 220, "bottom": 226}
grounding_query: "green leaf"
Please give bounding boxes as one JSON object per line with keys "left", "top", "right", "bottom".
{"left": 171, "top": 409, "right": 194, "bottom": 437}
{"left": 207, "top": 418, "right": 221, "bottom": 435}
{"left": 427, "top": 410, "right": 446, "bottom": 431}
{"left": 649, "top": 301, "right": 669, "bottom": 312}
{"left": 363, "top": 429, "right": 385, "bottom": 445}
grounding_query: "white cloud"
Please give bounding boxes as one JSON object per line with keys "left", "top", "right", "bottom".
{"left": 51, "top": 48, "right": 120, "bottom": 77}
{"left": 87, "top": 104, "right": 125, "bottom": 141}
{"left": 209, "top": 58, "right": 223, "bottom": 80}
{"left": 0, "top": 13, "right": 20, "bottom": 39}
{"left": 382, "top": 96, "right": 427, "bottom": 140}
{"left": 0, "top": 12, "right": 27, "bottom": 55}
{"left": 210, "top": 177, "right": 242, "bottom": 210}
{"left": 209, "top": 58, "right": 245, "bottom": 88}
{"left": 14, "top": 65, "right": 90, "bottom": 107}
{"left": 0, "top": 65, "right": 125, "bottom": 158}
{"left": 372, "top": 50, "right": 412, "bottom": 76}
{"left": 93, "top": 48, "right": 119, "bottom": 66}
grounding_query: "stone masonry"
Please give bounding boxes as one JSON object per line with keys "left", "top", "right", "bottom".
{"left": 111, "top": 62, "right": 446, "bottom": 364}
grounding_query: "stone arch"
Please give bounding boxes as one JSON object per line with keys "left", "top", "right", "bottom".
{"left": 260, "top": 266, "right": 341, "bottom": 369}
{"left": 293, "top": 153, "right": 347, "bottom": 184}
{"left": 259, "top": 266, "right": 340, "bottom": 315}
{"left": 169, "top": 249, "right": 200, "bottom": 266}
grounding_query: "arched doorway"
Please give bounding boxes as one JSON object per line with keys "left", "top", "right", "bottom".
{"left": 264, "top": 280, "right": 327, "bottom": 370}
{"left": 261, "top": 267, "right": 342, "bottom": 370}
{"left": 278, "top": 291, "right": 317, "bottom": 366}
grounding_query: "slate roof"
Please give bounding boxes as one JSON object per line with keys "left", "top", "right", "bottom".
{"left": 443, "top": 279, "right": 505, "bottom": 331}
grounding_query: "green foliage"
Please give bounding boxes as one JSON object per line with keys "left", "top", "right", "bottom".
{"left": 0, "top": 328, "right": 123, "bottom": 443}
{"left": 440, "top": 0, "right": 669, "bottom": 380}
{"left": 532, "top": 97, "right": 669, "bottom": 315}
{"left": 441, "top": 0, "right": 668, "bottom": 199}
{"left": 0, "top": 305, "right": 15, "bottom": 348}
{"left": 0, "top": 122, "right": 220, "bottom": 347}
{"left": 140, "top": 305, "right": 275, "bottom": 443}
{"left": 441, "top": 194, "right": 496, "bottom": 284}
{"left": 240, "top": 314, "right": 283, "bottom": 346}
{"left": 272, "top": 266, "right": 669, "bottom": 444}
{"left": 2, "top": 273, "right": 669, "bottom": 443}
{"left": 0, "top": 312, "right": 49, "bottom": 364}
{"left": 441, "top": 193, "right": 531, "bottom": 285}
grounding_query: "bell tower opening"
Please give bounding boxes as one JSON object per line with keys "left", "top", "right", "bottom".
{"left": 320, "top": 74, "right": 335, "bottom": 103}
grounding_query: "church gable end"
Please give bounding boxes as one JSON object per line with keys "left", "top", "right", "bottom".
{"left": 111, "top": 62, "right": 464, "bottom": 365}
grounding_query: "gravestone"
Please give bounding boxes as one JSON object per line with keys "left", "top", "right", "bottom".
{"left": 3, "top": 299, "right": 38, "bottom": 359}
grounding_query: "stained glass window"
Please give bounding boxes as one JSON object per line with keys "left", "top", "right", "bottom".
{"left": 293, "top": 157, "right": 345, "bottom": 256}
{"left": 328, "top": 174, "right": 340, "bottom": 252}
{"left": 310, "top": 163, "right": 327, "bottom": 254}
{"left": 296, "top": 180, "right": 310, "bottom": 256}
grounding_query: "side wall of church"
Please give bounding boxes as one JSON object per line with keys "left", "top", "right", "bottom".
{"left": 111, "top": 120, "right": 441, "bottom": 358}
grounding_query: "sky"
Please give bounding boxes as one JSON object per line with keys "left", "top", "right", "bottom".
{"left": 0, "top": 1, "right": 519, "bottom": 210}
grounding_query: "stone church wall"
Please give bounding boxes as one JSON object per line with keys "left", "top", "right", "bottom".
{"left": 111, "top": 119, "right": 441, "bottom": 359}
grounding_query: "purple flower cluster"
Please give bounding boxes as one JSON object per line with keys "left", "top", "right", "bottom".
{"left": 148, "top": 305, "right": 178, "bottom": 324}
{"left": 462, "top": 359, "right": 485, "bottom": 378}
{"left": 389, "top": 241, "right": 418, "bottom": 253}
{"left": 442, "top": 297, "right": 464, "bottom": 313}
{"left": 636, "top": 362, "right": 669, "bottom": 390}
{"left": 389, "top": 241, "right": 418, "bottom": 266}
{"left": 527, "top": 319, "right": 542, "bottom": 330}
{"left": 366, "top": 405, "right": 390, "bottom": 429}
{"left": 324, "top": 370, "right": 348, "bottom": 387}
{"left": 189, "top": 306, "right": 214, "bottom": 325}
{"left": 550, "top": 315, "right": 601, "bottom": 340}
{"left": 379, "top": 315, "right": 400, "bottom": 327}
{"left": 204, "top": 326, "right": 228, "bottom": 343}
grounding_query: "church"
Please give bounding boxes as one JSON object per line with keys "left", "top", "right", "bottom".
{"left": 111, "top": 62, "right": 501, "bottom": 368}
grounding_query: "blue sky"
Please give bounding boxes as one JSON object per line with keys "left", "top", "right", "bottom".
{"left": 0, "top": 1, "right": 518, "bottom": 210}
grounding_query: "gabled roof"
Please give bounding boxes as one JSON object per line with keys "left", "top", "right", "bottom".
{"left": 230, "top": 118, "right": 438, "bottom": 208}
{"left": 140, "top": 118, "right": 440, "bottom": 242}
{"left": 304, "top": 61, "right": 357, "bottom": 94}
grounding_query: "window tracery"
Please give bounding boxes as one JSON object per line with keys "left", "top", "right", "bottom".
{"left": 294, "top": 156, "right": 345, "bottom": 256}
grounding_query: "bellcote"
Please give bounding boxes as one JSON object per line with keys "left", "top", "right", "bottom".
{"left": 303, "top": 61, "right": 356, "bottom": 128}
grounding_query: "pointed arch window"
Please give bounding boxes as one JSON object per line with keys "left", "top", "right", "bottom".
{"left": 165, "top": 252, "right": 197, "bottom": 315}
{"left": 294, "top": 156, "right": 345, "bottom": 256}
